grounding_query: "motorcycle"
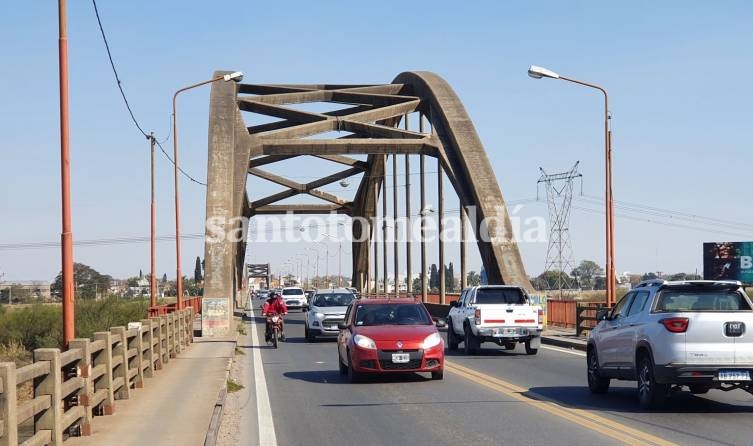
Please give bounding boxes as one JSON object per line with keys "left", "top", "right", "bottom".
{"left": 266, "top": 313, "right": 283, "bottom": 349}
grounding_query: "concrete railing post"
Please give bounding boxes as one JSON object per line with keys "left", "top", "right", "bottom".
{"left": 150, "top": 317, "right": 164, "bottom": 370}
{"left": 93, "top": 332, "right": 115, "bottom": 415}
{"left": 187, "top": 307, "right": 195, "bottom": 344}
{"left": 33, "top": 348, "right": 63, "bottom": 446}
{"left": 160, "top": 316, "right": 170, "bottom": 364}
{"left": 175, "top": 311, "right": 183, "bottom": 353}
{"left": 131, "top": 326, "right": 144, "bottom": 389}
{"left": 110, "top": 327, "right": 130, "bottom": 400}
{"left": 141, "top": 319, "right": 155, "bottom": 378}
{"left": 167, "top": 314, "right": 175, "bottom": 359}
{"left": 0, "top": 362, "right": 18, "bottom": 446}
{"left": 68, "top": 339, "right": 93, "bottom": 436}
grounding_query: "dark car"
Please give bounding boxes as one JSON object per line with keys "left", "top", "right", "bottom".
{"left": 337, "top": 298, "right": 445, "bottom": 382}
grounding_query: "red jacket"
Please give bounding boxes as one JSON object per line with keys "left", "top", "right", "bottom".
{"left": 263, "top": 297, "right": 287, "bottom": 316}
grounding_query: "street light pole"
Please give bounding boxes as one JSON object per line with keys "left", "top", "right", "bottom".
{"left": 172, "top": 71, "right": 242, "bottom": 309}
{"left": 528, "top": 65, "right": 616, "bottom": 306}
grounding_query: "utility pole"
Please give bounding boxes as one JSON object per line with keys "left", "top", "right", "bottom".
{"left": 149, "top": 133, "right": 157, "bottom": 307}
{"left": 59, "top": 0, "right": 75, "bottom": 346}
{"left": 537, "top": 162, "right": 583, "bottom": 299}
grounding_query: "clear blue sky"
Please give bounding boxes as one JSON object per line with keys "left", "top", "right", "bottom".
{"left": 1, "top": 1, "right": 751, "bottom": 282}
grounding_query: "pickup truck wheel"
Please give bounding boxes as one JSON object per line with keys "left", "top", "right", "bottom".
{"left": 446, "top": 319, "right": 459, "bottom": 350}
{"left": 463, "top": 325, "right": 479, "bottom": 355}
{"left": 587, "top": 348, "right": 610, "bottom": 394}
{"left": 637, "top": 354, "right": 667, "bottom": 409}
{"left": 504, "top": 342, "right": 517, "bottom": 351}
{"left": 524, "top": 340, "right": 538, "bottom": 355}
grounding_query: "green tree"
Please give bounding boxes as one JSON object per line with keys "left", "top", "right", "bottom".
{"left": 194, "top": 256, "right": 203, "bottom": 283}
{"left": 52, "top": 263, "right": 111, "bottom": 300}
{"left": 641, "top": 272, "right": 659, "bottom": 281}
{"left": 161, "top": 273, "right": 167, "bottom": 284}
{"left": 445, "top": 262, "right": 456, "bottom": 291}
{"left": 571, "top": 260, "right": 603, "bottom": 290}
{"left": 532, "top": 270, "right": 568, "bottom": 291}
{"left": 467, "top": 271, "right": 480, "bottom": 287}
{"left": 429, "top": 264, "right": 439, "bottom": 291}
{"left": 412, "top": 277, "right": 421, "bottom": 293}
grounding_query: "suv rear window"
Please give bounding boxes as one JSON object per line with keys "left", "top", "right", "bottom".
{"left": 475, "top": 288, "right": 526, "bottom": 305}
{"left": 654, "top": 289, "right": 752, "bottom": 312}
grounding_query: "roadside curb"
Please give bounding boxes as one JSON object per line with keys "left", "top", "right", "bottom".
{"left": 541, "top": 335, "right": 587, "bottom": 352}
{"left": 203, "top": 321, "right": 240, "bottom": 446}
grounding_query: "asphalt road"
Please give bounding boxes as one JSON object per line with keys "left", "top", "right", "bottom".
{"left": 240, "top": 300, "right": 753, "bottom": 446}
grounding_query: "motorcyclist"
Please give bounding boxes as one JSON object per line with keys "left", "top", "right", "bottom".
{"left": 262, "top": 291, "right": 288, "bottom": 342}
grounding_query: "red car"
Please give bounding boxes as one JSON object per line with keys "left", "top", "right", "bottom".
{"left": 337, "top": 298, "right": 446, "bottom": 382}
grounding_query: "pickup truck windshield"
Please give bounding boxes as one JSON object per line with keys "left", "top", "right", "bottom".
{"left": 655, "top": 289, "right": 752, "bottom": 312}
{"left": 475, "top": 288, "right": 526, "bottom": 305}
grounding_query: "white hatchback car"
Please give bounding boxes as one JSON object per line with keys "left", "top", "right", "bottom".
{"left": 281, "top": 287, "right": 306, "bottom": 309}
{"left": 304, "top": 288, "right": 356, "bottom": 341}
{"left": 587, "top": 279, "right": 753, "bottom": 408}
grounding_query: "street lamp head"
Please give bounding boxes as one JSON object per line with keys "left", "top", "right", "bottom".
{"left": 527, "top": 65, "right": 560, "bottom": 80}
{"left": 223, "top": 71, "right": 244, "bottom": 82}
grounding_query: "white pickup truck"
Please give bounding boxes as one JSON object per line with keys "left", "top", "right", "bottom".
{"left": 447, "top": 285, "right": 543, "bottom": 355}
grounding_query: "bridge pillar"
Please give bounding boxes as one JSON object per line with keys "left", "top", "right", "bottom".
{"left": 203, "top": 70, "right": 252, "bottom": 336}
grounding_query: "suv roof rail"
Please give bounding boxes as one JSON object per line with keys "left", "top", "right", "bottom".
{"left": 635, "top": 279, "right": 667, "bottom": 288}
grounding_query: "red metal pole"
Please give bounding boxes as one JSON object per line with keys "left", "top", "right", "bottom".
{"left": 150, "top": 133, "right": 157, "bottom": 307}
{"left": 59, "top": 0, "right": 75, "bottom": 346}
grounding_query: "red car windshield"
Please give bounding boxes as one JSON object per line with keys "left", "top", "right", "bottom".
{"left": 354, "top": 303, "right": 432, "bottom": 326}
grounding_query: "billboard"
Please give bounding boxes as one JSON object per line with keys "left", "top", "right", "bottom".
{"left": 703, "top": 242, "right": 753, "bottom": 284}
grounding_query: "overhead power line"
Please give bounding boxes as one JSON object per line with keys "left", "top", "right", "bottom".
{"left": 91, "top": 0, "right": 205, "bottom": 186}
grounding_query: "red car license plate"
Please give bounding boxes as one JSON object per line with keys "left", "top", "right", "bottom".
{"left": 392, "top": 353, "right": 410, "bottom": 363}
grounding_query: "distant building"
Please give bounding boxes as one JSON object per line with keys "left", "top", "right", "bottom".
{"left": 0, "top": 281, "right": 52, "bottom": 301}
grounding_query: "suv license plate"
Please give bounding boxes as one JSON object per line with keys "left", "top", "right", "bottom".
{"left": 718, "top": 370, "right": 751, "bottom": 381}
{"left": 392, "top": 353, "right": 410, "bottom": 363}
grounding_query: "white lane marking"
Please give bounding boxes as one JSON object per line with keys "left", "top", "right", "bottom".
{"left": 250, "top": 316, "right": 278, "bottom": 446}
{"left": 541, "top": 345, "right": 587, "bottom": 357}
{"left": 315, "top": 361, "right": 325, "bottom": 364}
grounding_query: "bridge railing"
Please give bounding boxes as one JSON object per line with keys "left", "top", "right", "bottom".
{"left": 0, "top": 308, "right": 195, "bottom": 446}
{"left": 148, "top": 296, "right": 202, "bottom": 318}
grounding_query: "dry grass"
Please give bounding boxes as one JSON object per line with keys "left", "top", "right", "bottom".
{"left": 0, "top": 340, "right": 32, "bottom": 366}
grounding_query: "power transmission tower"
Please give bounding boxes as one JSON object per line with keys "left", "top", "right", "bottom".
{"left": 537, "top": 162, "right": 583, "bottom": 299}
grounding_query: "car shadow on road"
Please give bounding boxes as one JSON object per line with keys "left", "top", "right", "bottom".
{"left": 525, "top": 385, "right": 753, "bottom": 414}
{"left": 283, "top": 369, "right": 435, "bottom": 385}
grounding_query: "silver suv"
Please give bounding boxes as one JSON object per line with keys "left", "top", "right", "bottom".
{"left": 587, "top": 279, "right": 753, "bottom": 408}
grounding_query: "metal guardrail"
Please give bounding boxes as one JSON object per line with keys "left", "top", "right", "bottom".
{"left": 0, "top": 308, "right": 195, "bottom": 446}
{"left": 575, "top": 303, "right": 611, "bottom": 337}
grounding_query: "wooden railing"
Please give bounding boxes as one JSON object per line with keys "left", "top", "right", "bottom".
{"left": 0, "top": 308, "right": 195, "bottom": 446}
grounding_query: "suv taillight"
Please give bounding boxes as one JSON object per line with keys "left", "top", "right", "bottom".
{"left": 660, "top": 317, "right": 689, "bottom": 333}
{"left": 474, "top": 308, "right": 481, "bottom": 325}
{"left": 538, "top": 308, "right": 544, "bottom": 326}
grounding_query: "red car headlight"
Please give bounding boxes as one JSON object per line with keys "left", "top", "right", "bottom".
{"left": 422, "top": 332, "right": 442, "bottom": 349}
